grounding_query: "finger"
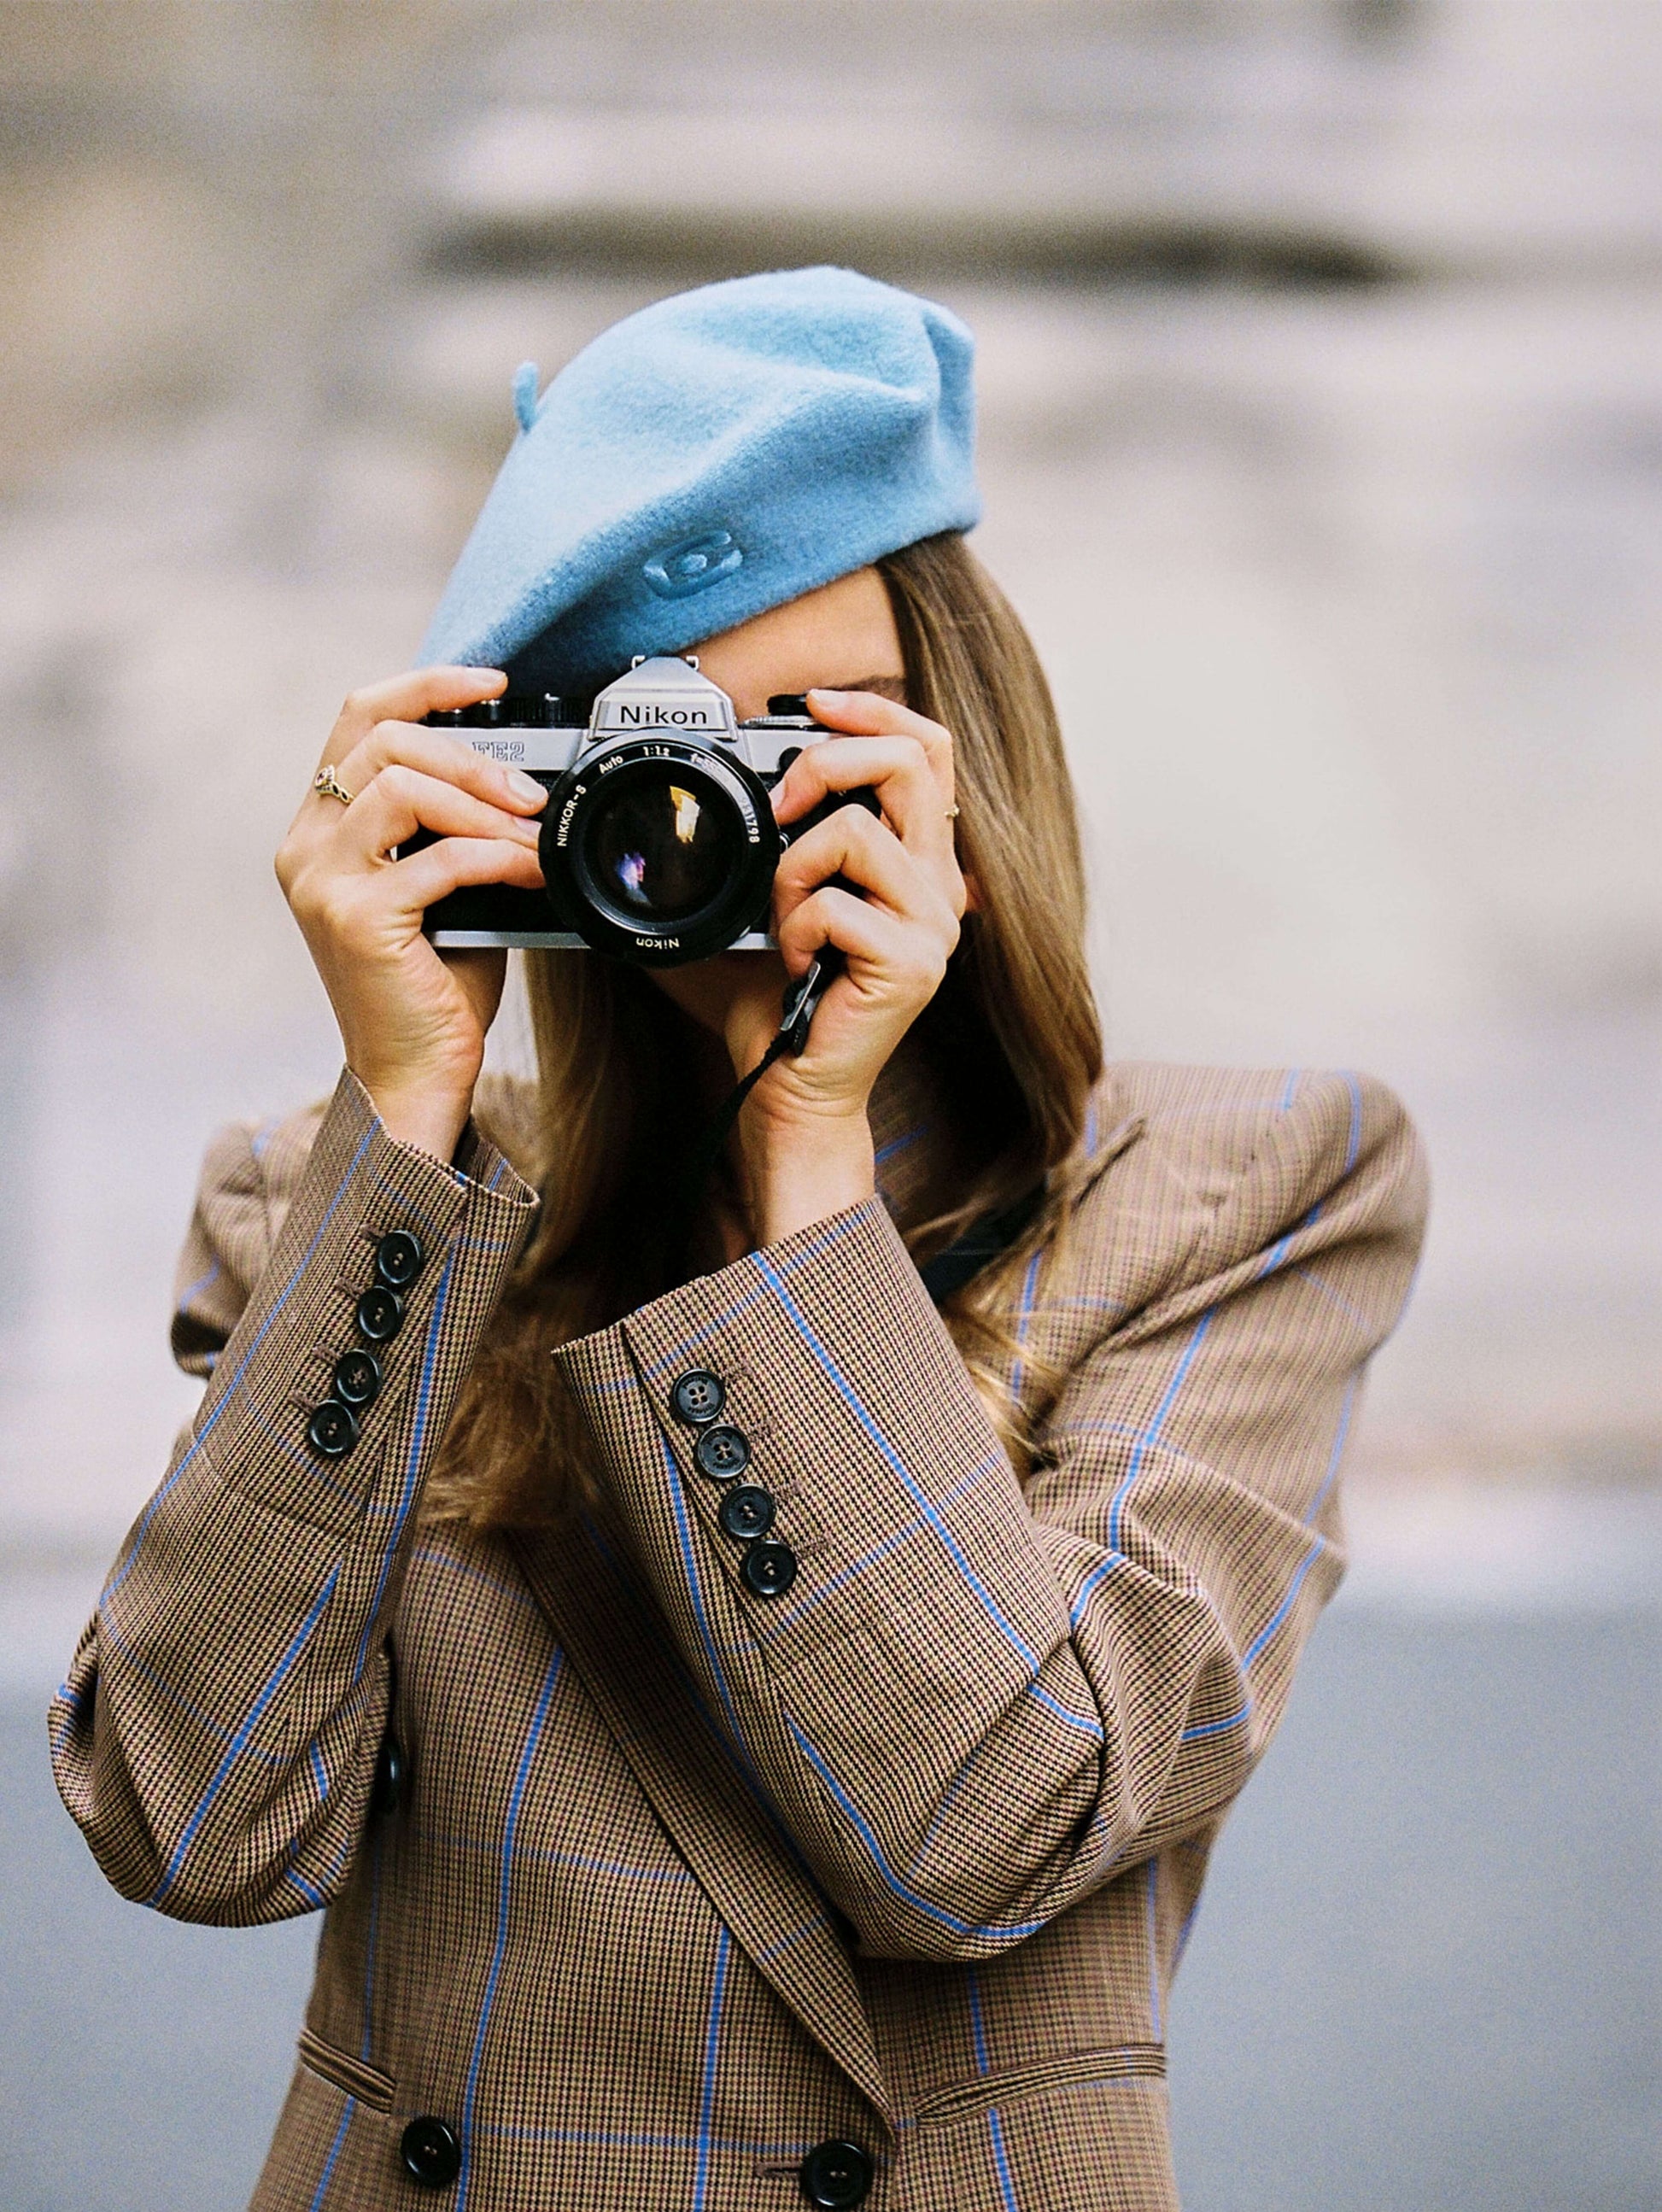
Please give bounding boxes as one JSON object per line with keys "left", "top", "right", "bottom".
{"left": 387, "top": 835, "right": 546, "bottom": 912}
{"left": 773, "top": 734, "right": 953, "bottom": 857}
{"left": 331, "top": 722, "right": 547, "bottom": 819}
{"left": 805, "top": 688, "right": 955, "bottom": 789}
{"left": 341, "top": 765, "right": 544, "bottom": 863}
{"left": 805, "top": 687, "right": 950, "bottom": 752}
{"left": 773, "top": 805, "right": 962, "bottom": 935}
{"left": 319, "top": 665, "right": 506, "bottom": 768}
{"left": 775, "top": 883, "right": 945, "bottom": 992}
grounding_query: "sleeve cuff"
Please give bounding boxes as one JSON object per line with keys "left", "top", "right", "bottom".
{"left": 556, "top": 1197, "right": 1063, "bottom": 1674}
{"left": 190, "top": 1068, "right": 538, "bottom": 1534}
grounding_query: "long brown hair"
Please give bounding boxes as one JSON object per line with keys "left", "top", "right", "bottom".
{"left": 423, "top": 531, "right": 1102, "bottom": 1530}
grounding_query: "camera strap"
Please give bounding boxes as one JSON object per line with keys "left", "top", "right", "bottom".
{"left": 693, "top": 952, "right": 1046, "bottom": 1308}
{"left": 688, "top": 954, "right": 840, "bottom": 1198}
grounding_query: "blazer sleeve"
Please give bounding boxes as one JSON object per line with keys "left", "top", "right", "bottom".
{"left": 553, "top": 1070, "right": 1426, "bottom": 1963}
{"left": 49, "top": 1068, "right": 539, "bottom": 1925}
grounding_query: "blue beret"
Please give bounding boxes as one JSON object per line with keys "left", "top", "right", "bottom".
{"left": 419, "top": 266, "right": 980, "bottom": 696}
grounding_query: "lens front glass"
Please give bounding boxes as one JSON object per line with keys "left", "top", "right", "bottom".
{"left": 581, "top": 766, "right": 742, "bottom": 928}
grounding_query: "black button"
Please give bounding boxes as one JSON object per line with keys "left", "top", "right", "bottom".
{"left": 740, "top": 1538, "right": 797, "bottom": 1600}
{"left": 400, "top": 2115, "right": 460, "bottom": 2189}
{"left": 333, "top": 1347, "right": 382, "bottom": 1408}
{"left": 355, "top": 1284, "right": 404, "bottom": 1343}
{"left": 375, "top": 1229, "right": 425, "bottom": 1290}
{"left": 307, "top": 1399, "right": 359, "bottom": 1459}
{"left": 800, "top": 2139, "right": 874, "bottom": 2209}
{"left": 694, "top": 1425, "right": 750, "bottom": 1481}
{"left": 719, "top": 1483, "right": 775, "bottom": 1542}
{"left": 372, "top": 1733, "right": 404, "bottom": 1817}
{"left": 670, "top": 1370, "right": 726, "bottom": 1425}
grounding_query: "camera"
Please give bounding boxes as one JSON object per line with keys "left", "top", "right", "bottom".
{"left": 412, "top": 656, "right": 875, "bottom": 968}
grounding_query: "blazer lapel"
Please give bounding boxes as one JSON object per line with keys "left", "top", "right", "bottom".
{"left": 509, "top": 1521, "right": 897, "bottom": 2133}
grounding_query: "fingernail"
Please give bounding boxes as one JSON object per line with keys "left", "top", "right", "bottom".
{"left": 506, "top": 770, "right": 546, "bottom": 805}
{"left": 807, "top": 687, "right": 847, "bottom": 702}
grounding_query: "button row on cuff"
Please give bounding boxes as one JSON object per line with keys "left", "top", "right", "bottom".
{"left": 670, "top": 1369, "right": 797, "bottom": 1600}
{"left": 307, "top": 1230, "right": 425, "bottom": 1459}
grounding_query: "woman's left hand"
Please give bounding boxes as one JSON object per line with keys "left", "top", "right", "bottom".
{"left": 725, "top": 687, "right": 966, "bottom": 1241}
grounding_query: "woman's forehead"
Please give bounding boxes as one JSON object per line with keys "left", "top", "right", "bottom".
{"left": 690, "top": 566, "right": 904, "bottom": 706}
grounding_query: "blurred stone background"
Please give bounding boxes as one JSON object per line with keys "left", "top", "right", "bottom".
{"left": 0, "top": 3, "right": 1657, "bottom": 2207}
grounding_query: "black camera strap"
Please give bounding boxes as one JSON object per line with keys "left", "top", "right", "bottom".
{"left": 693, "top": 955, "right": 1045, "bottom": 1307}
{"left": 689, "top": 954, "right": 840, "bottom": 1199}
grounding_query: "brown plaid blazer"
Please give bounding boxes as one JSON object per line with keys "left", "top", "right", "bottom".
{"left": 51, "top": 1051, "right": 1425, "bottom": 2211}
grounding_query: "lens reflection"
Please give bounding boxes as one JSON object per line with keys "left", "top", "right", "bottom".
{"left": 584, "top": 770, "right": 738, "bottom": 925}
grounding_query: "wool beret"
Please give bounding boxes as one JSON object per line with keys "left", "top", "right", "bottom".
{"left": 418, "top": 266, "right": 981, "bottom": 698}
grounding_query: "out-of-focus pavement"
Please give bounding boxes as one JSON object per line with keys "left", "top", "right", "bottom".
{"left": 2, "top": 2, "right": 1659, "bottom": 2204}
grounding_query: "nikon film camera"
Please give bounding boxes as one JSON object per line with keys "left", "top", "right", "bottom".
{"left": 414, "top": 656, "right": 877, "bottom": 968}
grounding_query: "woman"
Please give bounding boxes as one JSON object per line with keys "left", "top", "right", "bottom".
{"left": 52, "top": 269, "right": 1425, "bottom": 2211}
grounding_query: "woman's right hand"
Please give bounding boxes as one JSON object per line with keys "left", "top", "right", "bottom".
{"left": 276, "top": 666, "right": 547, "bottom": 1162}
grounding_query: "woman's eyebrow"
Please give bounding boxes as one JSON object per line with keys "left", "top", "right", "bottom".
{"left": 843, "top": 673, "right": 908, "bottom": 701}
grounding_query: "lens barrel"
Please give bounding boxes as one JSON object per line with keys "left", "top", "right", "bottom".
{"left": 539, "top": 736, "right": 781, "bottom": 965}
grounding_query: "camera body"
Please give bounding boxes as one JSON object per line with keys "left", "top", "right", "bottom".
{"left": 416, "top": 656, "right": 872, "bottom": 967}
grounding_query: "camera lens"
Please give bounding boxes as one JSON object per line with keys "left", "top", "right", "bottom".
{"left": 541, "top": 736, "right": 780, "bottom": 964}
{"left": 580, "top": 767, "right": 744, "bottom": 927}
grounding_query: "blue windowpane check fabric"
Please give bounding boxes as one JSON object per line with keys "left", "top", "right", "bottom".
{"left": 50, "top": 1054, "right": 1425, "bottom": 2210}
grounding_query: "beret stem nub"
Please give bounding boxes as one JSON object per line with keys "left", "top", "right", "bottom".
{"left": 512, "top": 360, "right": 541, "bottom": 435}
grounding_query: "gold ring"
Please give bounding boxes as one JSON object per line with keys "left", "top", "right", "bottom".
{"left": 313, "top": 765, "right": 354, "bottom": 806}
{"left": 944, "top": 805, "right": 961, "bottom": 820}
